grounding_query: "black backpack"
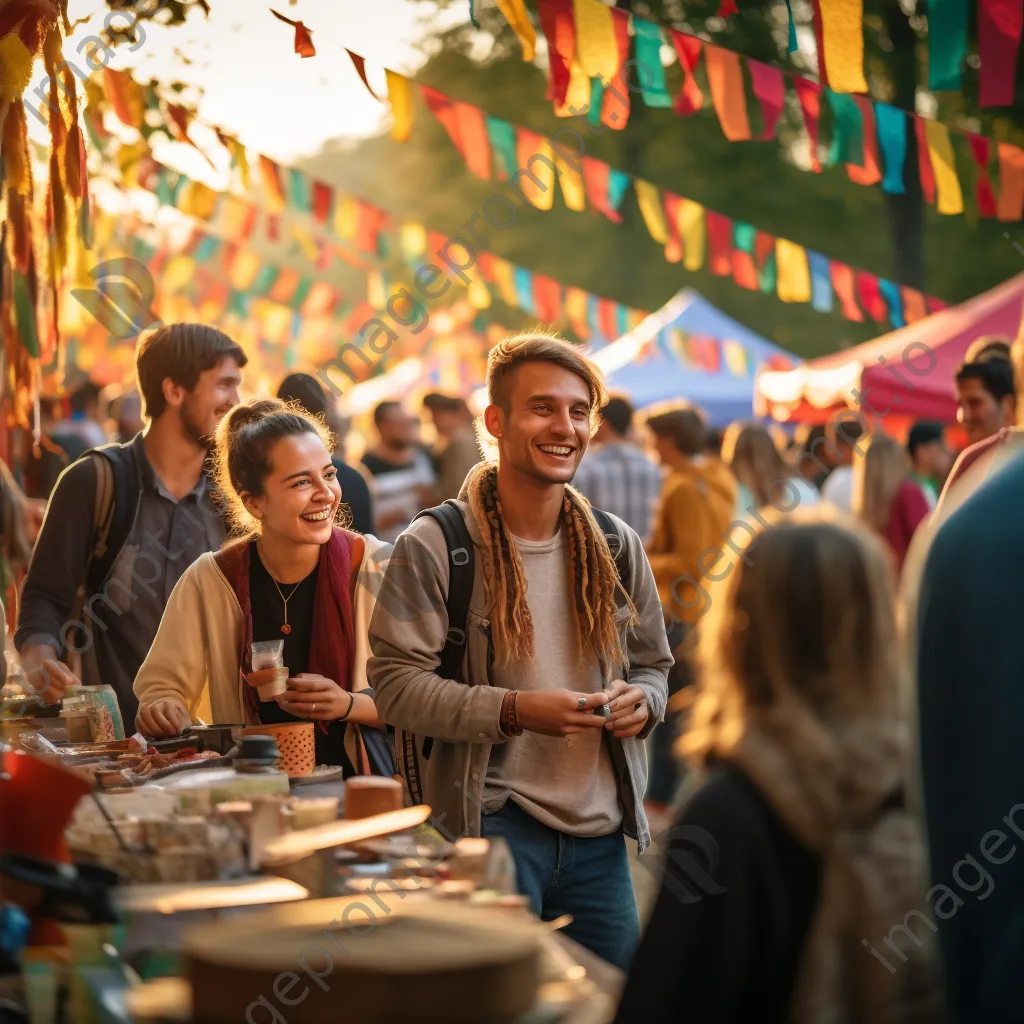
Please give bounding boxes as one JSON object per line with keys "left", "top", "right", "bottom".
{"left": 397, "top": 500, "right": 630, "bottom": 805}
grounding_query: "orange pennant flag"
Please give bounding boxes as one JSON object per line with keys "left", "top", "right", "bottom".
{"left": 997, "top": 142, "right": 1024, "bottom": 222}
{"left": 259, "top": 155, "right": 286, "bottom": 214}
{"left": 496, "top": 0, "right": 537, "bottom": 62}
{"left": 101, "top": 68, "right": 145, "bottom": 128}
{"left": 270, "top": 9, "right": 316, "bottom": 58}
{"left": 704, "top": 45, "right": 751, "bottom": 141}
{"left": 515, "top": 129, "right": 556, "bottom": 209}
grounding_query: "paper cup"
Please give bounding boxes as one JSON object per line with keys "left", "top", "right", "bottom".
{"left": 248, "top": 667, "right": 289, "bottom": 702}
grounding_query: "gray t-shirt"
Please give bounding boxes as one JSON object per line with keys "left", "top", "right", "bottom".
{"left": 483, "top": 527, "right": 622, "bottom": 837}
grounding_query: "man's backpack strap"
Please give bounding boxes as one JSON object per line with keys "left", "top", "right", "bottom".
{"left": 85, "top": 442, "right": 140, "bottom": 592}
{"left": 414, "top": 501, "right": 475, "bottom": 681}
{"left": 411, "top": 501, "right": 475, "bottom": 765}
{"left": 590, "top": 507, "right": 631, "bottom": 591}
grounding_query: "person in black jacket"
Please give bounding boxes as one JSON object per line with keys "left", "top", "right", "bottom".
{"left": 15, "top": 324, "right": 246, "bottom": 727}
{"left": 276, "top": 373, "right": 374, "bottom": 536}
{"left": 615, "top": 507, "right": 942, "bottom": 1024}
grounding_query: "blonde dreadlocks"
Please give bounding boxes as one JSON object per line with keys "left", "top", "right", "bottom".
{"left": 467, "top": 462, "right": 637, "bottom": 668}
{"left": 466, "top": 330, "right": 641, "bottom": 669}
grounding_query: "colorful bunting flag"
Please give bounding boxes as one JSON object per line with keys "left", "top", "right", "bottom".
{"left": 855, "top": 270, "right": 887, "bottom": 322}
{"left": 486, "top": 116, "right": 518, "bottom": 179}
{"left": 875, "top": 104, "right": 907, "bottom": 194}
{"left": 997, "top": 142, "right": 1024, "bottom": 221}
{"left": 928, "top": 0, "right": 969, "bottom": 91}
{"left": 679, "top": 199, "right": 705, "bottom": 272}
{"left": 901, "top": 287, "right": 927, "bottom": 323}
{"left": 915, "top": 118, "right": 937, "bottom": 205}
{"left": 668, "top": 31, "right": 704, "bottom": 116}
{"left": 794, "top": 78, "right": 822, "bottom": 172}
{"left": 732, "top": 223, "right": 758, "bottom": 291}
{"left": 817, "top": 0, "right": 868, "bottom": 93}
{"left": 706, "top": 211, "right": 733, "bottom": 276}
{"left": 705, "top": 45, "right": 751, "bottom": 141}
{"left": 846, "top": 96, "right": 881, "bottom": 185}
{"left": 978, "top": 0, "right": 1023, "bottom": 107}
{"left": 632, "top": 17, "right": 670, "bottom": 108}
{"left": 878, "top": 279, "right": 905, "bottom": 328}
{"left": 747, "top": 60, "right": 785, "bottom": 140}
{"left": 635, "top": 179, "right": 668, "bottom": 243}
{"left": 825, "top": 89, "right": 865, "bottom": 167}
{"left": 385, "top": 70, "right": 414, "bottom": 142}
{"left": 968, "top": 134, "right": 997, "bottom": 217}
{"left": 808, "top": 251, "right": 834, "bottom": 312}
{"left": 538, "top": 0, "right": 575, "bottom": 107}
{"left": 924, "top": 120, "right": 965, "bottom": 214}
{"left": 830, "top": 261, "right": 863, "bottom": 321}
{"left": 755, "top": 231, "right": 777, "bottom": 293}
{"left": 600, "top": 7, "right": 631, "bottom": 129}
{"left": 776, "top": 239, "right": 812, "bottom": 303}
{"left": 555, "top": 149, "right": 586, "bottom": 210}
{"left": 515, "top": 129, "right": 556, "bottom": 208}
{"left": 496, "top": 0, "right": 537, "bottom": 62}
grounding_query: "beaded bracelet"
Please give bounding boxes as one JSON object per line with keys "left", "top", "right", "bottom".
{"left": 506, "top": 690, "right": 523, "bottom": 736}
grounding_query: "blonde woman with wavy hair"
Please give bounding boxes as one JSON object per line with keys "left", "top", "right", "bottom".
{"left": 722, "top": 421, "right": 819, "bottom": 517}
{"left": 370, "top": 332, "right": 672, "bottom": 970}
{"left": 614, "top": 507, "right": 942, "bottom": 1024}
{"left": 852, "top": 433, "right": 930, "bottom": 572}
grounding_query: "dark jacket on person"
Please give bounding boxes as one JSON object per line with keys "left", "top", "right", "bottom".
{"left": 614, "top": 764, "right": 820, "bottom": 1023}
{"left": 916, "top": 448, "right": 1024, "bottom": 1024}
{"left": 333, "top": 457, "right": 374, "bottom": 535}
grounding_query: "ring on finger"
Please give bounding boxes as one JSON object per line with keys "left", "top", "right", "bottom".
{"left": 576, "top": 697, "right": 588, "bottom": 712}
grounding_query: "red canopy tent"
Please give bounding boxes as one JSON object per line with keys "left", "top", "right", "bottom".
{"left": 755, "top": 273, "right": 1024, "bottom": 437}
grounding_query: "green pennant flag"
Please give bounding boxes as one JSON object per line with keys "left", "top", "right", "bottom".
{"left": 825, "top": 90, "right": 865, "bottom": 168}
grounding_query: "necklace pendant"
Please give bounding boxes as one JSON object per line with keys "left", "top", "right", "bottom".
{"left": 280, "top": 623, "right": 292, "bottom": 635}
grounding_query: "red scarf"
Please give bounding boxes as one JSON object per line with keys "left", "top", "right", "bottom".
{"left": 215, "top": 527, "right": 356, "bottom": 726}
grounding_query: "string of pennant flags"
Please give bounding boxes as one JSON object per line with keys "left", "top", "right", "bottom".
{"left": 458, "top": 0, "right": 1024, "bottom": 221}
{"left": 92, "top": 66, "right": 946, "bottom": 337}
{"left": 489, "top": 0, "right": 1023, "bottom": 109}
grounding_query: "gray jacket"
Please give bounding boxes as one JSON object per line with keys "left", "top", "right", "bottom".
{"left": 368, "top": 499, "right": 672, "bottom": 853}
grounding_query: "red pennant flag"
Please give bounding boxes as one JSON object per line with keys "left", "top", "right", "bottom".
{"left": 847, "top": 96, "right": 882, "bottom": 185}
{"left": 794, "top": 78, "right": 822, "bottom": 172}
{"left": 582, "top": 157, "right": 621, "bottom": 222}
{"left": 600, "top": 7, "right": 631, "bottom": 130}
{"left": 719, "top": 0, "right": 739, "bottom": 15}
{"left": 345, "top": 49, "right": 383, "bottom": 99}
{"left": 669, "top": 31, "right": 704, "bottom": 116}
{"left": 809, "top": 0, "right": 831, "bottom": 89}
{"left": 747, "top": 59, "right": 785, "bottom": 140}
{"left": 979, "top": 0, "right": 1023, "bottom": 108}
{"left": 915, "top": 118, "right": 937, "bottom": 204}
{"left": 311, "top": 181, "right": 333, "bottom": 225}
{"left": 598, "top": 298, "right": 619, "bottom": 339}
{"left": 357, "top": 204, "right": 387, "bottom": 254}
{"left": 732, "top": 249, "right": 758, "bottom": 290}
{"left": 478, "top": 251, "right": 497, "bottom": 281}
{"left": 454, "top": 102, "right": 492, "bottom": 179}
{"left": 706, "top": 211, "right": 733, "bottom": 276}
{"left": 538, "top": 0, "right": 575, "bottom": 108}
{"left": 830, "top": 262, "right": 864, "bottom": 321}
{"left": 856, "top": 271, "right": 887, "bottom": 322}
{"left": 271, "top": 9, "right": 316, "bottom": 58}
{"left": 927, "top": 296, "right": 949, "bottom": 314}
{"left": 968, "top": 134, "right": 998, "bottom": 217}
{"left": 265, "top": 213, "right": 280, "bottom": 242}
{"left": 533, "top": 275, "right": 562, "bottom": 323}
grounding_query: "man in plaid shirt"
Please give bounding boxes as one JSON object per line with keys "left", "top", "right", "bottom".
{"left": 571, "top": 397, "right": 664, "bottom": 544}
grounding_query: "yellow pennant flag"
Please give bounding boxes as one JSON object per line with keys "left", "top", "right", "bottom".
{"left": 229, "top": 250, "right": 261, "bottom": 292}
{"left": 496, "top": 0, "right": 536, "bottom": 62}
{"left": 178, "top": 181, "right": 219, "bottom": 221}
{"left": 554, "top": 153, "right": 586, "bottom": 211}
{"left": 366, "top": 270, "right": 387, "bottom": 310}
{"left": 515, "top": 133, "right": 556, "bottom": 210}
{"left": 467, "top": 275, "right": 492, "bottom": 309}
{"left": 385, "top": 70, "right": 414, "bottom": 142}
{"left": 334, "top": 196, "right": 359, "bottom": 241}
{"left": 492, "top": 259, "right": 519, "bottom": 306}
{"left": 162, "top": 254, "right": 197, "bottom": 294}
{"left": 924, "top": 121, "right": 964, "bottom": 216}
{"left": 635, "top": 180, "right": 668, "bottom": 244}
{"left": 817, "top": 0, "right": 868, "bottom": 94}
{"left": 573, "top": 0, "right": 619, "bottom": 81}
{"left": 775, "top": 239, "right": 812, "bottom": 303}
{"left": 291, "top": 224, "right": 320, "bottom": 262}
{"left": 400, "top": 221, "right": 428, "bottom": 259}
{"left": 723, "top": 339, "right": 749, "bottom": 376}
{"left": 678, "top": 199, "right": 705, "bottom": 272}
{"left": 556, "top": 60, "right": 592, "bottom": 117}
{"left": 564, "top": 286, "right": 589, "bottom": 336}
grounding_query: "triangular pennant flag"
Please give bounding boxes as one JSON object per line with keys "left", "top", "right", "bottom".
{"left": 732, "top": 222, "right": 758, "bottom": 290}
{"left": 794, "top": 78, "right": 822, "bottom": 172}
{"left": 997, "top": 142, "right": 1024, "bottom": 221}
{"left": 346, "top": 49, "right": 382, "bottom": 98}
{"left": 496, "top": 0, "right": 537, "bottom": 61}
{"left": 515, "top": 129, "right": 556, "bottom": 208}
{"left": 923, "top": 120, "right": 964, "bottom": 214}
{"left": 538, "top": 0, "right": 575, "bottom": 107}
{"left": 259, "top": 155, "right": 286, "bottom": 214}
{"left": 486, "top": 116, "right": 518, "bottom": 179}
{"left": 747, "top": 60, "right": 785, "bottom": 140}
{"left": 915, "top": 117, "right": 937, "bottom": 204}
{"left": 875, "top": 104, "right": 907, "bottom": 194}
{"left": 680, "top": 199, "right": 705, "bottom": 272}
{"left": 808, "top": 252, "right": 834, "bottom": 312}
{"left": 825, "top": 89, "right": 864, "bottom": 167}
{"left": 706, "top": 211, "right": 733, "bottom": 276}
{"left": 817, "top": 0, "right": 868, "bottom": 93}
{"left": 663, "top": 192, "right": 683, "bottom": 263}
{"left": 755, "top": 231, "right": 777, "bottom": 293}
{"left": 830, "top": 261, "right": 863, "bottom": 320}
{"left": 855, "top": 270, "right": 887, "bottom": 321}
{"left": 582, "top": 156, "right": 617, "bottom": 221}
{"left": 311, "top": 181, "right": 333, "bottom": 225}
{"left": 598, "top": 298, "right": 619, "bottom": 340}
{"left": 555, "top": 151, "right": 586, "bottom": 210}
{"left": 514, "top": 266, "right": 536, "bottom": 313}
{"left": 928, "top": 0, "right": 968, "bottom": 91}
{"left": 635, "top": 179, "right": 668, "bottom": 243}
{"left": 968, "top": 134, "right": 998, "bottom": 217}
{"left": 533, "top": 274, "right": 562, "bottom": 322}
{"left": 454, "top": 101, "right": 492, "bottom": 178}
{"left": 705, "top": 45, "right": 751, "bottom": 141}
{"left": 385, "top": 70, "right": 414, "bottom": 142}
{"left": 573, "top": 0, "right": 620, "bottom": 81}
{"left": 633, "top": 18, "right": 671, "bottom": 108}
{"left": 776, "top": 238, "right": 812, "bottom": 302}
{"left": 668, "top": 31, "right": 704, "bottom": 115}
{"left": 600, "top": 7, "right": 631, "bottom": 129}
{"left": 878, "top": 279, "right": 905, "bottom": 328}
{"left": 846, "top": 96, "right": 881, "bottom": 185}
{"left": 564, "top": 286, "right": 590, "bottom": 337}
{"left": 901, "top": 287, "right": 927, "bottom": 323}
{"left": 979, "top": 0, "right": 1023, "bottom": 107}
{"left": 271, "top": 9, "right": 316, "bottom": 58}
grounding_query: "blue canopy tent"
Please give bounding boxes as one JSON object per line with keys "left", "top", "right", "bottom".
{"left": 589, "top": 289, "right": 799, "bottom": 427}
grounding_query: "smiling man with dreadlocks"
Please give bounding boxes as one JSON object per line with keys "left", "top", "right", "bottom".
{"left": 369, "top": 334, "right": 672, "bottom": 969}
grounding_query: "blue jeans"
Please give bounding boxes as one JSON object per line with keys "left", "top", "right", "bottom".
{"left": 481, "top": 799, "right": 639, "bottom": 971}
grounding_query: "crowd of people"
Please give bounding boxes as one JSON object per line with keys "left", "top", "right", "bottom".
{"left": 3, "top": 319, "right": 1022, "bottom": 1020}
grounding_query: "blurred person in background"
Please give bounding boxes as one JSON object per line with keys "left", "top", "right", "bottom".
{"left": 571, "top": 395, "right": 663, "bottom": 544}
{"left": 938, "top": 332, "right": 1023, "bottom": 508}
{"left": 361, "top": 400, "right": 436, "bottom": 544}
{"left": 615, "top": 510, "right": 941, "bottom": 1023}
{"left": 644, "top": 403, "right": 736, "bottom": 816}
{"left": 109, "top": 389, "right": 144, "bottom": 444}
{"left": 277, "top": 373, "right": 374, "bottom": 535}
{"left": 852, "top": 433, "right": 929, "bottom": 575}
{"left": 15, "top": 324, "right": 246, "bottom": 726}
{"left": 722, "top": 422, "right": 819, "bottom": 520}
{"left": 422, "top": 392, "right": 482, "bottom": 502}
{"left": 954, "top": 348, "right": 1014, "bottom": 449}
{"left": 793, "top": 424, "right": 831, "bottom": 491}
{"left": 703, "top": 427, "right": 722, "bottom": 457}
{"left": 49, "top": 381, "right": 109, "bottom": 463}
{"left": 906, "top": 421, "right": 950, "bottom": 509}
{"left": 819, "top": 415, "right": 866, "bottom": 512}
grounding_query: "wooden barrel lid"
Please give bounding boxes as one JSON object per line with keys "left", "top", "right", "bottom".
{"left": 184, "top": 897, "right": 543, "bottom": 1023}
{"left": 344, "top": 775, "right": 404, "bottom": 820}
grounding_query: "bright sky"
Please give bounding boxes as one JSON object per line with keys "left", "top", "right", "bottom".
{"left": 32, "top": 0, "right": 460, "bottom": 161}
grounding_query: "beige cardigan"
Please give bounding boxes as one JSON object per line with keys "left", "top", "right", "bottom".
{"left": 134, "top": 535, "right": 391, "bottom": 727}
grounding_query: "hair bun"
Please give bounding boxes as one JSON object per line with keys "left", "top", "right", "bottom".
{"left": 224, "top": 398, "right": 285, "bottom": 438}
